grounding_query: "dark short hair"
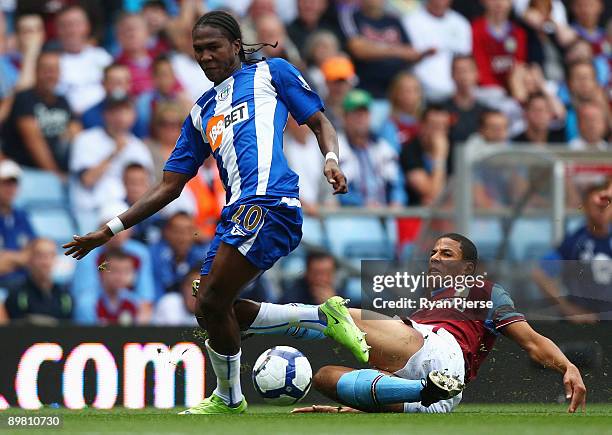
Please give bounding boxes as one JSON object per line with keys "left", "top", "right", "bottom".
{"left": 164, "top": 211, "right": 193, "bottom": 228}
{"left": 422, "top": 104, "right": 448, "bottom": 121}
{"left": 123, "top": 162, "right": 148, "bottom": 176}
{"left": 57, "top": 4, "right": 89, "bottom": 22}
{"left": 451, "top": 54, "right": 475, "bottom": 71}
{"left": 103, "top": 62, "right": 129, "bottom": 80}
{"left": 437, "top": 233, "right": 478, "bottom": 265}
{"left": 306, "top": 251, "right": 335, "bottom": 269}
{"left": 143, "top": 0, "right": 167, "bottom": 11}
{"left": 103, "top": 248, "right": 134, "bottom": 264}
{"left": 479, "top": 109, "right": 506, "bottom": 128}
{"left": 153, "top": 54, "right": 172, "bottom": 71}
{"left": 525, "top": 91, "right": 548, "bottom": 109}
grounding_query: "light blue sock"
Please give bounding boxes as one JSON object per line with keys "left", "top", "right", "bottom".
{"left": 336, "top": 369, "right": 424, "bottom": 409}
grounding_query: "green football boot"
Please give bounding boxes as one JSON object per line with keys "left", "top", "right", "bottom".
{"left": 320, "top": 296, "right": 370, "bottom": 364}
{"left": 179, "top": 394, "right": 247, "bottom": 415}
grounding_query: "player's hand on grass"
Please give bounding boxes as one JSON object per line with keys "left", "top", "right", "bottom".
{"left": 324, "top": 160, "right": 347, "bottom": 195}
{"left": 563, "top": 364, "right": 586, "bottom": 413}
{"left": 291, "top": 405, "right": 361, "bottom": 413}
{"left": 62, "top": 229, "right": 112, "bottom": 260}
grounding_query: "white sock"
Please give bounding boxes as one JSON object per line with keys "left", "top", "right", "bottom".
{"left": 205, "top": 340, "right": 243, "bottom": 406}
{"left": 246, "top": 302, "right": 326, "bottom": 335}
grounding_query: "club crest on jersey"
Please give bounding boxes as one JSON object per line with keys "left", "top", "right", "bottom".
{"left": 298, "top": 74, "right": 311, "bottom": 91}
{"left": 504, "top": 37, "right": 517, "bottom": 53}
{"left": 205, "top": 102, "right": 249, "bottom": 152}
{"left": 217, "top": 85, "right": 231, "bottom": 101}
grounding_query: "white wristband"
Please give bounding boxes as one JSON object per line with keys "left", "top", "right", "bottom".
{"left": 106, "top": 217, "right": 125, "bottom": 235}
{"left": 325, "top": 152, "right": 339, "bottom": 164}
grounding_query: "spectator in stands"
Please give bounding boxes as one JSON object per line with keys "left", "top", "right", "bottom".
{"left": 0, "top": 11, "right": 17, "bottom": 125}
{"left": 563, "top": 60, "right": 609, "bottom": 141}
{"left": 5, "top": 238, "right": 72, "bottom": 323}
{"left": 141, "top": 0, "right": 172, "bottom": 55}
{"left": 403, "top": 0, "right": 472, "bottom": 101}
{"left": 123, "top": 163, "right": 163, "bottom": 245}
{"left": 69, "top": 92, "right": 154, "bottom": 213}
{"left": 0, "top": 161, "right": 35, "bottom": 287}
{"left": 185, "top": 163, "right": 225, "bottom": 243}
{"left": 564, "top": 39, "right": 609, "bottom": 86}
{"left": 288, "top": 0, "right": 331, "bottom": 57}
{"left": 284, "top": 116, "right": 336, "bottom": 216}
{"left": 338, "top": 0, "right": 431, "bottom": 98}
{"left": 115, "top": 13, "right": 155, "bottom": 97}
{"left": 509, "top": 63, "right": 567, "bottom": 120}
{"left": 533, "top": 182, "right": 612, "bottom": 323}
{"left": 512, "top": 92, "right": 566, "bottom": 144}
{"left": 338, "top": 89, "right": 404, "bottom": 207}
{"left": 514, "top": 0, "right": 574, "bottom": 83}
{"left": 136, "top": 56, "right": 192, "bottom": 140}
{"left": 280, "top": 251, "right": 338, "bottom": 305}
{"left": 2, "top": 51, "right": 80, "bottom": 176}
{"left": 569, "top": 102, "right": 610, "bottom": 150}
{"left": 153, "top": 266, "right": 199, "bottom": 326}
{"left": 378, "top": 72, "right": 423, "bottom": 152}
{"left": 303, "top": 30, "right": 341, "bottom": 98}
{"left": 81, "top": 63, "right": 133, "bottom": 131}
{"left": 471, "top": 0, "right": 527, "bottom": 90}
{"left": 468, "top": 109, "right": 511, "bottom": 146}
{"left": 71, "top": 201, "right": 154, "bottom": 324}
{"left": 55, "top": 5, "right": 112, "bottom": 114}
{"left": 441, "top": 55, "right": 488, "bottom": 146}
{"left": 400, "top": 105, "right": 452, "bottom": 206}
{"left": 163, "top": 1, "right": 213, "bottom": 100}
{"left": 320, "top": 55, "right": 356, "bottom": 131}
{"left": 253, "top": 13, "right": 304, "bottom": 69}
{"left": 150, "top": 212, "right": 207, "bottom": 299}
{"left": 96, "top": 248, "right": 143, "bottom": 326}
{"left": 468, "top": 110, "right": 524, "bottom": 208}
{"left": 571, "top": 0, "right": 606, "bottom": 55}
{"left": 146, "top": 101, "right": 184, "bottom": 176}
{"left": 1, "top": 13, "right": 46, "bottom": 110}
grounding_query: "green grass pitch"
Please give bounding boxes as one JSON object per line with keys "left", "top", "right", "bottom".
{"left": 3, "top": 404, "right": 611, "bottom": 435}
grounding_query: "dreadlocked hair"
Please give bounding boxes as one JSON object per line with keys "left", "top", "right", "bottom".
{"left": 193, "top": 10, "right": 278, "bottom": 64}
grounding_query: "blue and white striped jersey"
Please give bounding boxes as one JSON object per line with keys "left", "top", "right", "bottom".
{"left": 164, "top": 58, "right": 324, "bottom": 205}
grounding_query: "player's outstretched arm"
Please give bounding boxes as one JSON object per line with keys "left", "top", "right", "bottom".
{"left": 63, "top": 171, "right": 191, "bottom": 260}
{"left": 305, "top": 111, "right": 348, "bottom": 195}
{"left": 502, "top": 321, "right": 586, "bottom": 413}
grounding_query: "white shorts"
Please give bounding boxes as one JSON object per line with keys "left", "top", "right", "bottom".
{"left": 393, "top": 320, "right": 465, "bottom": 413}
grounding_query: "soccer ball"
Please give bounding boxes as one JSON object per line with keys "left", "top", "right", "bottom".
{"left": 252, "top": 346, "right": 312, "bottom": 405}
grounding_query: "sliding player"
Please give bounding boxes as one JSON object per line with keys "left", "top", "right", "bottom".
{"left": 197, "top": 233, "right": 587, "bottom": 413}
{"left": 63, "top": 10, "right": 370, "bottom": 415}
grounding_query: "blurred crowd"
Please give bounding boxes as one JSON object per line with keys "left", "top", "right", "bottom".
{"left": 0, "top": 0, "right": 610, "bottom": 326}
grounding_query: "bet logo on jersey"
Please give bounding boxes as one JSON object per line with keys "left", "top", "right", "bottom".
{"left": 205, "top": 102, "right": 249, "bottom": 152}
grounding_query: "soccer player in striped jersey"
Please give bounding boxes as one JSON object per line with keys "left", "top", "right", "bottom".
{"left": 63, "top": 10, "right": 370, "bottom": 414}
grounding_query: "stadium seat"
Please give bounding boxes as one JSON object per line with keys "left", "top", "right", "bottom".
{"left": 301, "top": 216, "right": 326, "bottom": 248}
{"left": 324, "top": 216, "right": 390, "bottom": 260}
{"left": 29, "top": 207, "right": 77, "bottom": 246}
{"left": 74, "top": 210, "right": 101, "bottom": 234}
{"left": 344, "top": 277, "right": 362, "bottom": 303}
{"left": 384, "top": 218, "right": 398, "bottom": 247}
{"left": 469, "top": 218, "right": 503, "bottom": 260}
{"left": 14, "top": 168, "right": 66, "bottom": 209}
{"left": 510, "top": 219, "right": 551, "bottom": 261}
